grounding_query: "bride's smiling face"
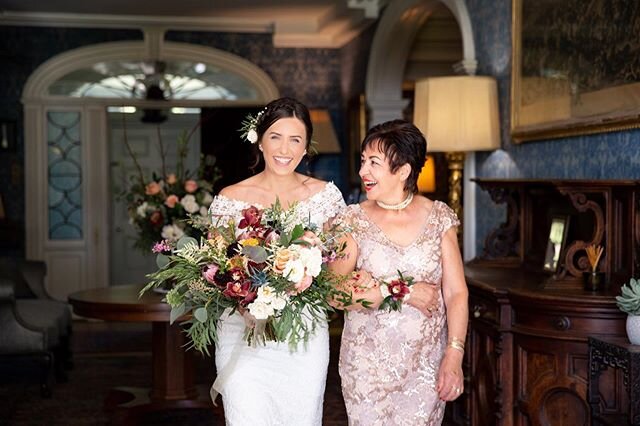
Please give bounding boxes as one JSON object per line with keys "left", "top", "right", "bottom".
{"left": 260, "top": 117, "right": 307, "bottom": 176}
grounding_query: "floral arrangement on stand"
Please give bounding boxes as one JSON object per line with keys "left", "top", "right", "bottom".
{"left": 120, "top": 128, "right": 220, "bottom": 252}
{"left": 141, "top": 201, "right": 351, "bottom": 353}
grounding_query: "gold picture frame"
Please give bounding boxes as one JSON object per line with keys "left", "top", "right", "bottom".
{"left": 511, "top": 0, "right": 640, "bottom": 143}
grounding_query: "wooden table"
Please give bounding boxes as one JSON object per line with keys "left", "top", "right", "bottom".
{"left": 68, "top": 284, "right": 214, "bottom": 422}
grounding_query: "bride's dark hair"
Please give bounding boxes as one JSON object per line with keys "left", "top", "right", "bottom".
{"left": 256, "top": 97, "right": 313, "bottom": 148}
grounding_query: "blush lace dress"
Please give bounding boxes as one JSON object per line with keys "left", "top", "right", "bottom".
{"left": 208, "top": 182, "right": 345, "bottom": 426}
{"left": 336, "top": 201, "right": 460, "bottom": 426}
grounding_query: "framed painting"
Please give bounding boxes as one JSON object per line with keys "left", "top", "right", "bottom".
{"left": 511, "top": 0, "right": 640, "bottom": 142}
{"left": 543, "top": 215, "right": 570, "bottom": 273}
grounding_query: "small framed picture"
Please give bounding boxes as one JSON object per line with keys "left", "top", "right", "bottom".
{"left": 543, "top": 215, "right": 570, "bottom": 273}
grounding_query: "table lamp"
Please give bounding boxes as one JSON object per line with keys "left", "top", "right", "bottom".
{"left": 413, "top": 76, "right": 500, "bottom": 229}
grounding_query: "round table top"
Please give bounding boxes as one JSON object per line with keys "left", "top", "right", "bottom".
{"left": 68, "top": 283, "right": 171, "bottom": 322}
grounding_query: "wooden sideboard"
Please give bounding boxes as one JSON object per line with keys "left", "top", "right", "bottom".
{"left": 453, "top": 179, "right": 639, "bottom": 425}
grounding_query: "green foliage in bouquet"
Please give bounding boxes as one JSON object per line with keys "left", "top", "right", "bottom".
{"left": 141, "top": 200, "right": 352, "bottom": 354}
{"left": 118, "top": 123, "right": 220, "bottom": 252}
{"left": 616, "top": 277, "right": 640, "bottom": 316}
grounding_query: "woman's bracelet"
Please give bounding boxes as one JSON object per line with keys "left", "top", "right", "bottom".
{"left": 447, "top": 337, "right": 465, "bottom": 353}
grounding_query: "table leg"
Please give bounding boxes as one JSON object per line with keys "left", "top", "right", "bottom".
{"left": 150, "top": 321, "right": 197, "bottom": 400}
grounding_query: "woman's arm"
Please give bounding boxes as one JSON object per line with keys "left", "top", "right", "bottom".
{"left": 436, "top": 227, "right": 469, "bottom": 401}
{"left": 328, "top": 232, "right": 384, "bottom": 310}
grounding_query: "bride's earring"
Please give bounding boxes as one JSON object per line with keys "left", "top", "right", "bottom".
{"left": 258, "top": 145, "right": 263, "bottom": 152}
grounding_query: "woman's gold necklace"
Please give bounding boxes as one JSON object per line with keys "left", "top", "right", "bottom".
{"left": 376, "top": 192, "right": 414, "bottom": 210}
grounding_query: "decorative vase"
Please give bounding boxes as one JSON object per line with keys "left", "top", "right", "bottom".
{"left": 626, "top": 315, "right": 640, "bottom": 345}
{"left": 583, "top": 271, "right": 606, "bottom": 292}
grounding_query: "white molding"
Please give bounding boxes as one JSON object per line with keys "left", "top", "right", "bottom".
{"left": 22, "top": 40, "right": 280, "bottom": 104}
{"left": 365, "top": 0, "right": 478, "bottom": 120}
{"left": 0, "top": 11, "right": 272, "bottom": 33}
{"left": 22, "top": 39, "right": 280, "bottom": 293}
{"left": 0, "top": 10, "right": 374, "bottom": 48}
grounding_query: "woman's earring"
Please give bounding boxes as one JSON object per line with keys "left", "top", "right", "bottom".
{"left": 304, "top": 149, "right": 307, "bottom": 155}
{"left": 258, "top": 145, "right": 263, "bottom": 152}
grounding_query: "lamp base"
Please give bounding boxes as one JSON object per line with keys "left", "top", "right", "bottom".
{"left": 445, "top": 152, "right": 465, "bottom": 248}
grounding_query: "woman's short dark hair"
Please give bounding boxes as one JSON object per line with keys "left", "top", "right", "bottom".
{"left": 256, "top": 97, "right": 313, "bottom": 147}
{"left": 361, "top": 119, "right": 427, "bottom": 194}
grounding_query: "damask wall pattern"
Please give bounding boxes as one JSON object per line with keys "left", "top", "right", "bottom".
{"left": 465, "top": 0, "right": 640, "bottom": 254}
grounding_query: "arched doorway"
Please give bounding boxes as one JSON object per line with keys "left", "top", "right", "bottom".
{"left": 364, "top": 0, "right": 479, "bottom": 259}
{"left": 22, "top": 32, "right": 279, "bottom": 299}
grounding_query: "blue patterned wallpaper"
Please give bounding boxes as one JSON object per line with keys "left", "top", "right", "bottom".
{"left": 465, "top": 0, "right": 640, "bottom": 254}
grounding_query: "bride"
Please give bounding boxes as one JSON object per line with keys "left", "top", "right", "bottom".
{"left": 208, "top": 97, "right": 346, "bottom": 425}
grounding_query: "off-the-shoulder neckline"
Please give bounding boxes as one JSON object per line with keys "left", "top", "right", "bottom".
{"left": 214, "top": 181, "right": 338, "bottom": 209}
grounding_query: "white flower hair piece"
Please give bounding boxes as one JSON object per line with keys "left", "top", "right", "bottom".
{"left": 239, "top": 108, "right": 266, "bottom": 144}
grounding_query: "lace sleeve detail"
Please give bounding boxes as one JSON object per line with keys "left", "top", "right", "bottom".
{"left": 302, "top": 181, "right": 346, "bottom": 227}
{"left": 436, "top": 201, "right": 461, "bottom": 235}
{"left": 208, "top": 195, "right": 247, "bottom": 226}
{"left": 316, "top": 182, "right": 347, "bottom": 223}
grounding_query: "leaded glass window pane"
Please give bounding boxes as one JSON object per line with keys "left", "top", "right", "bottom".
{"left": 47, "top": 111, "right": 83, "bottom": 240}
{"left": 48, "top": 60, "right": 258, "bottom": 100}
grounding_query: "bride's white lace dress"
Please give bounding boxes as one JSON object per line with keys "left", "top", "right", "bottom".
{"left": 208, "top": 182, "right": 345, "bottom": 426}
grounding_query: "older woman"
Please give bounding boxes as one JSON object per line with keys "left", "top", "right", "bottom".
{"left": 331, "top": 119, "right": 468, "bottom": 425}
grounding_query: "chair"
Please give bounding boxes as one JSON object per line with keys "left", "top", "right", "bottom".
{"left": 0, "top": 258, "right": 73, "bottom": 396}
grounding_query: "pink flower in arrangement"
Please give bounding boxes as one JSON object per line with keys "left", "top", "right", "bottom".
{"left": 166, "top": 173, "right": 177, "bottom": 185}
{"left": 184, "top": 180, "right": 198, "bottom": 193}
{"left": 387, "top": 279, "right": 411, "bottom": 301}
{"left": 145, "top": 181, "right": 162, "bottom": 196}
{"left": 164, "top": 194, "right": 179, "bottom": 208}
{"left": 202, "top": 264, "right": 219, "bottom": 284}
{"left": 152, "top": 240, "right": 172, "bottom": 254}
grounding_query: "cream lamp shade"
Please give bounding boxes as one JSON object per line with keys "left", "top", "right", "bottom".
{"left": 309, "top": 109, "right": 341, "bottom": 154}
{"left": 413, "top": 76, "right": 500, "bottom": 153}
{"left": 413, "top": 76, "right": 500, "bottom": 245}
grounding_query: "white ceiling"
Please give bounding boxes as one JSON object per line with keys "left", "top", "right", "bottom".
{"left": 0, "top": 0, "right": 384, "bottom": 47}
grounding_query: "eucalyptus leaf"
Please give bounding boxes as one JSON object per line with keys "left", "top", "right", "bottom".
{"left": 243, "top": 245, "right": 268, "bottom": 263}
{"left": 156, "top": 253, "right": 170, "bottom": 269}
{"left": 177, "top": 236, "right": 199, "bottom": 250}
{"left": 194, "top": 306, "right": 208, "bottom": 323}
{"left": 170, "top": 303, "right": 186, "bottom": 324}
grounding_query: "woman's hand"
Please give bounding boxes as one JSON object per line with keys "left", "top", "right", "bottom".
{"left": 436, "top": 347, "right": 464, "bottom": 401}
{"left": 406, "top": 281, "right": 439, "bottom": 317}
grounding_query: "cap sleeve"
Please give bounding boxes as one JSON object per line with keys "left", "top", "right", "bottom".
{"left": 437, "top": 201, "right": 461, "bottom": 236}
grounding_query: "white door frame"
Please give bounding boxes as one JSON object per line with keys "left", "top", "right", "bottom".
{"left": 22, "top": 36, "right": 279, "bottom": 298}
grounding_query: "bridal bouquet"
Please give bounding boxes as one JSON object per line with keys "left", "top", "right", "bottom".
{"left": 141, "top": 201, "right": 350, "bottom": 354}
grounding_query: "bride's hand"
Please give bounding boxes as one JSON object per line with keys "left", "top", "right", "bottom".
{"left": 406, "top": 281, "right": 439, "bottom": 317}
